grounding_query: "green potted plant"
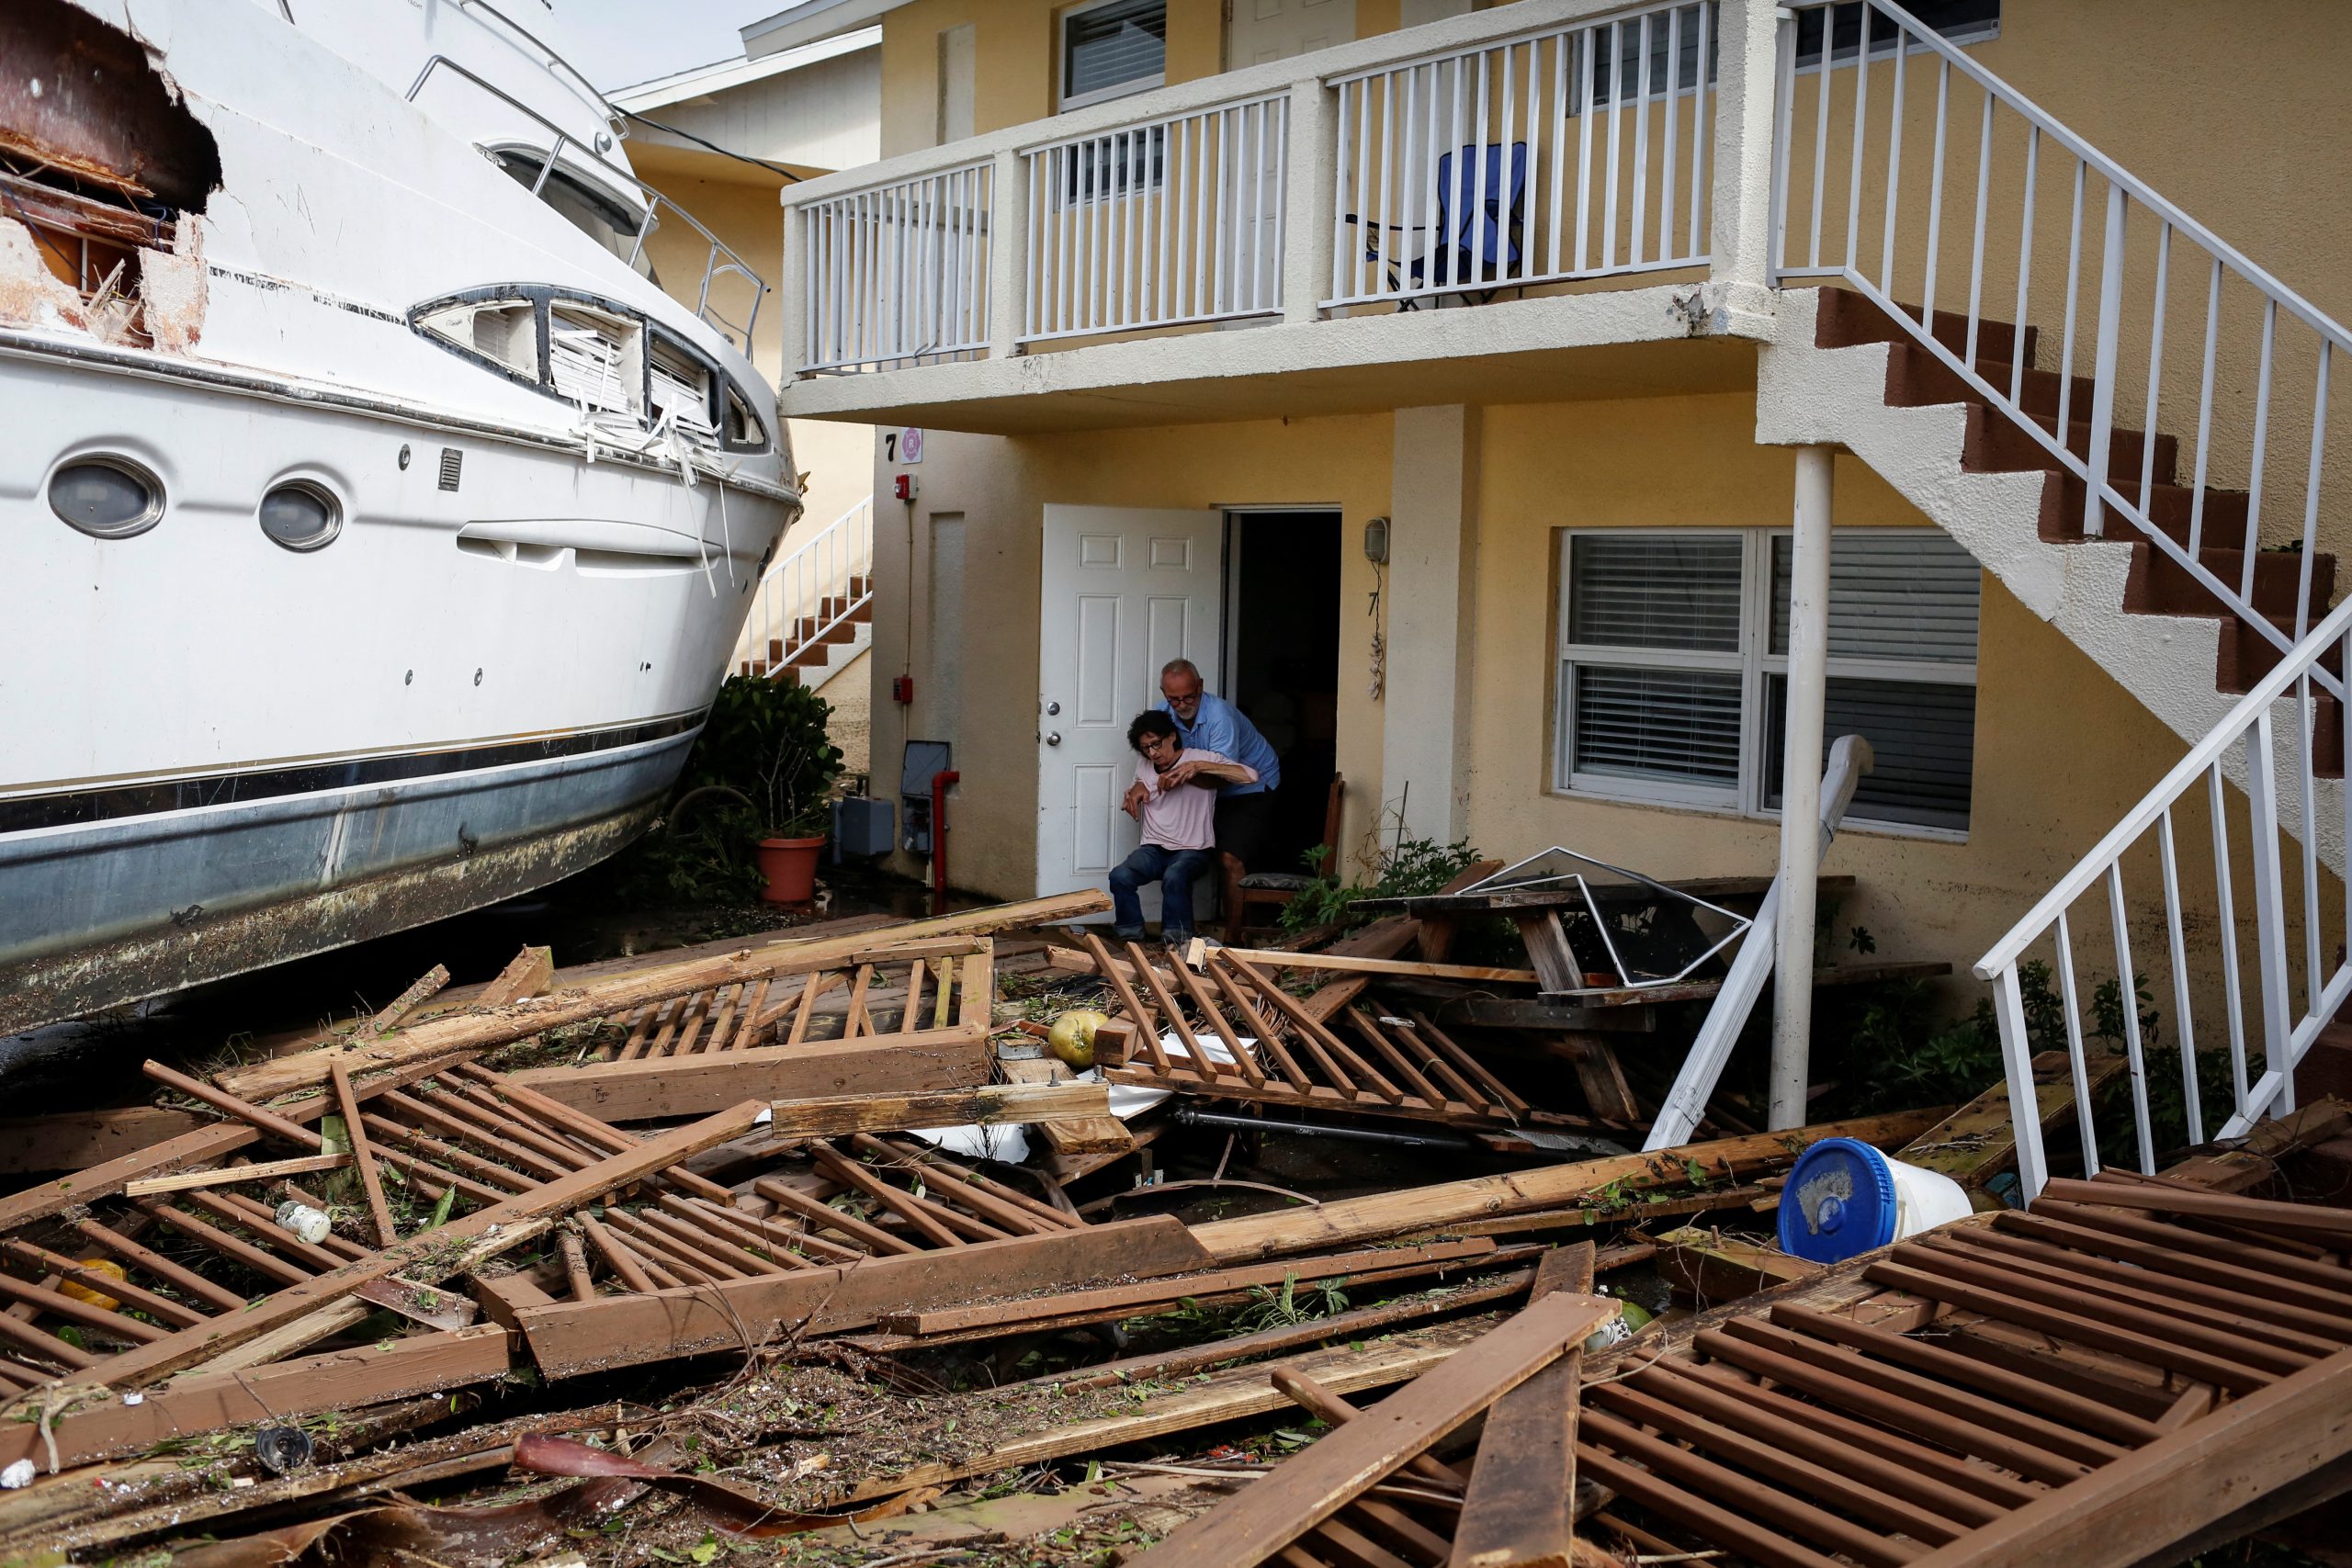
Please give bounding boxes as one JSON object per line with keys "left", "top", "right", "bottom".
{"left": 687, "top": 677, "right": 843, "bottom": 906}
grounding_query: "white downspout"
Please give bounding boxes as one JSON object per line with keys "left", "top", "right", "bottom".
{"left": 1770, "top": 443, "right": 1836, "bottom": 1129}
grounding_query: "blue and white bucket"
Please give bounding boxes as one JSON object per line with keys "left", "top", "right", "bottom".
{"left": 1776, "top": 1137, "right": 1974, "bottom": 1263}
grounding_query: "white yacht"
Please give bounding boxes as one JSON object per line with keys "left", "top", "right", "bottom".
{"left": 0, "top": 0, "right": 800, "bottom": 1031}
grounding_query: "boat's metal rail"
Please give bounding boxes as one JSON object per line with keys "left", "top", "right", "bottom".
{"left": 406, "top": 56, "right": 765, "bottom": 351}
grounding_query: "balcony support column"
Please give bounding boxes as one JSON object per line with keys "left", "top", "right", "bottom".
{"left": 1282, "top": 78, "right": 1338, "bottom": 327}
{"left": 1379, "top": 405, "right": 1482, "bottom": 847}
{"left": 1770, "top": 443, "right": 1835, "bottom": 1130}
{"left": 779, "top": 197, "right": 808, "bottom": 380}
{"left": 988, "top": 147, "right": 1027, "bottom": 359}
{"left": 1709, "top": 0, "right": 1789, "bottom": 290}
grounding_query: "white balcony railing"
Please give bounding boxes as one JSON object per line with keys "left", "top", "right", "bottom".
{"left": 782, "top": 0, "right": 1765, "bottom": 378}
{"left": 798, "top": 163, "right": 993, "bottom": 373}
{"left": 1023, "top": 94, "right": 1291, "bottom": 343}
{"left": 1329, "top": 0, "right": 1713, "bottom": 311}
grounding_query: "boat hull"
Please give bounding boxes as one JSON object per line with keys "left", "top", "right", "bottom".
{"left": 0, "top": 346, "right": 792, "bottom": 1030}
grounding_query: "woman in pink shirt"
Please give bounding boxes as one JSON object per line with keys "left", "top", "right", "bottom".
{"left": 1112, "top": 711, "right": 1259, "bottom": 945}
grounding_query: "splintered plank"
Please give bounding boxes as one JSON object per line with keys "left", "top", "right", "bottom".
{"left": 995, "top": 1053, "right": 1136, "bottom": 1157}
{"left": 506, "top": 1032, "right": 990, "bottom": 1121}
{"left": 761, "top": 1081, "right": 1112, "bottom": 1140}
{"left": 1144, "top": 1291, "right": 1618, "bottom": 1568}
{"left": 514, "top": 1215, "right": 1216, "bottom": 1377}
{"left": 1899, "top": 1049, "right": 2121, "bottom": 1197}
{"left": 75, "top": 1100, "right": 769, "bottom": 1389}
{"left": 1450, "top": 1245, "right": 1596, "bottom": 1568}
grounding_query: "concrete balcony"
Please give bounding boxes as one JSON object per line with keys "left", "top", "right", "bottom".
{"left": 777, "top": 0, "right": 1786, "bottom": 434}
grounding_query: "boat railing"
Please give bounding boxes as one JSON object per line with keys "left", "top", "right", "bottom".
{"left": 406, "top": 55, "right": 765, "bottom": 351}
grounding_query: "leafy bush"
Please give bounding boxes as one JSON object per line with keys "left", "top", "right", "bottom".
{"left": 1277, "top": 834, "right": 1484, "bottom": 932}
{"left": 684, "top": 676, "right": 844, "bottom": 839}
{"left": 605, "top": 676, "right": 844, "bottom": 905}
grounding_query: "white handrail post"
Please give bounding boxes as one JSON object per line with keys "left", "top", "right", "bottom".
{"left": 1990, "top": 964, "right": 2051, "bottom": 1203}
{"left": 1770, "top": 443, "right": 1835, "bottom": 1129}
{"left": 1284, "top": 77, "right": 1335, "bottom": 327}
{"left": 2083, "top": 184, "right": 2127, "bottom": 537}
{"left": 1710, "top": 0, "right": 1786, "bottom": 290}
{"left": 2244, "top": 711, "right": 2299, "bottom": 1118}
{"left": 988, "top": 148, "right": 1026, "bottom": 359}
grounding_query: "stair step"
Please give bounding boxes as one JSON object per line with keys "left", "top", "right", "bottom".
{"left": 791, "top": 618, "right": 859, "bottom": 647}
{"left": 2040, "top": 474, "right": 2254, "bottom": 545}
{"left": 2218, "top": 611, "right": 2348, "bottom": 697}
{"left": 2125, "top": 543, "right": 2335, "bottom": 622}
{"left": 1813, "top": 286, "right": 2039, "bottom": 370}
{"left": 1884, "top": 341, "right": 2096, "bottom": 422}
{"left": 786, "top": 640, "right": 839, "bottom": 669}
{"left": 1961, "top": 403, "right": 2177, "bottom": 487}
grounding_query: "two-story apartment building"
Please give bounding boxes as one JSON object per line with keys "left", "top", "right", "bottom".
{"left": 757, "top": 0, "right": 2352, "bottom": 1142}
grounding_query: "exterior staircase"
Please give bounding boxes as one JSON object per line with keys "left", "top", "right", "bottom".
{"left": 735, "top": 496, "right": 874, "bottom": 691}
{"left": 1765, "top": 288, "right": 2344, "bottom": 775}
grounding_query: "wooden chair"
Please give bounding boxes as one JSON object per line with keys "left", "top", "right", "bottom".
{"left": 1226, "top": 773, "right": 1344, "bottom": 941}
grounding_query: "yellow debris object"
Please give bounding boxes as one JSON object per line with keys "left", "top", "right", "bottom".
{"left": 1046, "top": 1009, "right": 1112, "bottom": 1071}
{"left": 55, "top": 1258, "right": 128, "bottom": 1312}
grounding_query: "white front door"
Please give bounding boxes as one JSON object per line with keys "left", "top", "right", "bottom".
{"left": 1037, "top": 504, "right": 1225, "bottom": 919}
{"left": 1226, "top": 0, "right": 1359, "bottom": 65}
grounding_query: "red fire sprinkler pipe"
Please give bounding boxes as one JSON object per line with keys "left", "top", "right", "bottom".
{"left": 930, "top": 770, "right": 960, "bottom": 917}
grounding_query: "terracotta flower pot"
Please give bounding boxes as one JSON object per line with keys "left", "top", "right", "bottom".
{"left": 754, "top": 835, "right": 825, "bottom": 906}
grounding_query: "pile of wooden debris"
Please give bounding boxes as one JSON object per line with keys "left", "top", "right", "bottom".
{"left": 3, "top": 888, "right": 2350, "bottom": 1568}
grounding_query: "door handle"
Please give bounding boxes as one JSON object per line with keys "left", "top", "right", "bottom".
{"left": 1045, "top": 732, "right": 1063, "bottom": 747}
{"left": 1045, "top": 701, "right": 1062, "bottom": 716}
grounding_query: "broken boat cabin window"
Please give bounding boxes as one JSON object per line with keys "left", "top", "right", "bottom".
{"left": 548, "top": 301, "right": 644, "bottom": 416}
{"left": 1555, "top": 527, "right": 1979, "bottom": 832}
{"left": 413, "top": 297, "right": 540, "bottom": 380}
{"left": 489, "top": 150, "right": 655, "bottom": 278}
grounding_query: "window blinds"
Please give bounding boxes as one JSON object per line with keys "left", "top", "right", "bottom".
{"left": 1766, "top": 676, "right": 1977, "bottom": 831}
{"left": 1065, "top": 0, "right": 1165, "bottom": 101}
{"left": 1567, "top": 536, "right": 1743, "bottom": 651}
{"left": 1573, "top": 666, "right": 1744, "bottom": 786}
{"left": 1770, "top": 531, "right": 1981, "bottom": 663}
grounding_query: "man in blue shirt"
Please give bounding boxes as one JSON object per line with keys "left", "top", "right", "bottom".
{"left": 1121, "top": 659, "right": 1283, "bottom": 940}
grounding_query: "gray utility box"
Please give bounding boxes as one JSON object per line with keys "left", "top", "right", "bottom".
{"left": 831, "top": 796, "right": 896, "bottom": 857}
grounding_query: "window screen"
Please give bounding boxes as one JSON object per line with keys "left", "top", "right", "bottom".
{"left": 1793, "top": 0, "right": 2001, "bottom": 68}
{"left": 1063, "top": 0, "right": 1166, "bottom": 105}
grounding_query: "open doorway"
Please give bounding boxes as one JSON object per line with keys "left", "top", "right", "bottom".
{"left": 1223, "top": 510, "right": 1343, "bottom": 881}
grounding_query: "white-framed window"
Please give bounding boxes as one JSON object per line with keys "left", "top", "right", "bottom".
{"left": 1554, "top": 527, "right": 1980, "bottom": 834}
{"left": 1060, "top": 0, "right": 1167, "bottom": 110}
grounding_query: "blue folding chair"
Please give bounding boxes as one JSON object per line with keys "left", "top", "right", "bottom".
{"left": 1351, "top": 141, "right": 1529, "bottom": 307}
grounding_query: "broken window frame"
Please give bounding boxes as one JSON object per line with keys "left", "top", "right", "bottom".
{"left": 1552, "top": 525, "right": 1979, "bottom": 839}
{"left": 408, "top": 285, "right": 769, "bottom": 454}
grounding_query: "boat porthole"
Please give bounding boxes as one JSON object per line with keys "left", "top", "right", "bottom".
{"left": 473, "top": 668, "right": 483, "bottom": 686}
{"left": 258, "top": 480, "right": 342, "bottom": 551}
{"left": 49, "top": 456, "right": 164, "bottom": 539}
{"left": 398, "top": 444, "right": 413, "bottom": 470}
{"left": 405, "top": 670, "right": 413, "bottom": 685}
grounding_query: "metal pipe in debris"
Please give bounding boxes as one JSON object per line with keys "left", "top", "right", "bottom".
{"left": 1170, "top": 1106, "right": 1476, "bottom": 1151}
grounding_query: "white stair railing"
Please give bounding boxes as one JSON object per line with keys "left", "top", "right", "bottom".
{"left": 1770, "top": 0, "right": 2351, "bottom": 704}
{"left": 738, "top": 496, "right": 874, "bottom": 678}
{"left": 1976, "top": 598, "right": 2352, "bottom": 1204}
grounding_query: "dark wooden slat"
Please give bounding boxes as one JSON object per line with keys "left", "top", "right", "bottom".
{"left": 1448, "top": 1244, "right": 1592, "bottom": 1568}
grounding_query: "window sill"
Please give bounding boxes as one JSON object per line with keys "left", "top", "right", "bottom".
{"left": 1548, "top": 781, "right": 1971, "bottom": 845}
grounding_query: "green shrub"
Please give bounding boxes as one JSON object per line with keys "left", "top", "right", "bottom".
{"left": 1277, "top": 834, "right": 1484, "bottom": 932}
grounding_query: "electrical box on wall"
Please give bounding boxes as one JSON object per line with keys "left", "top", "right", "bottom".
{"left": 892, "top": 674, "right": 915, "bottom": 705}
{"left": 831, "top": 796, "right": 895, "bottom": 858}
{"left": 900, "top": 739, "right": 954, "bottom": 854}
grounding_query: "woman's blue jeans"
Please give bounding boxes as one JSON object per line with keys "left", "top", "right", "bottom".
{"left": 1108, "top": 844, "right": 1214, "bottom": 941}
